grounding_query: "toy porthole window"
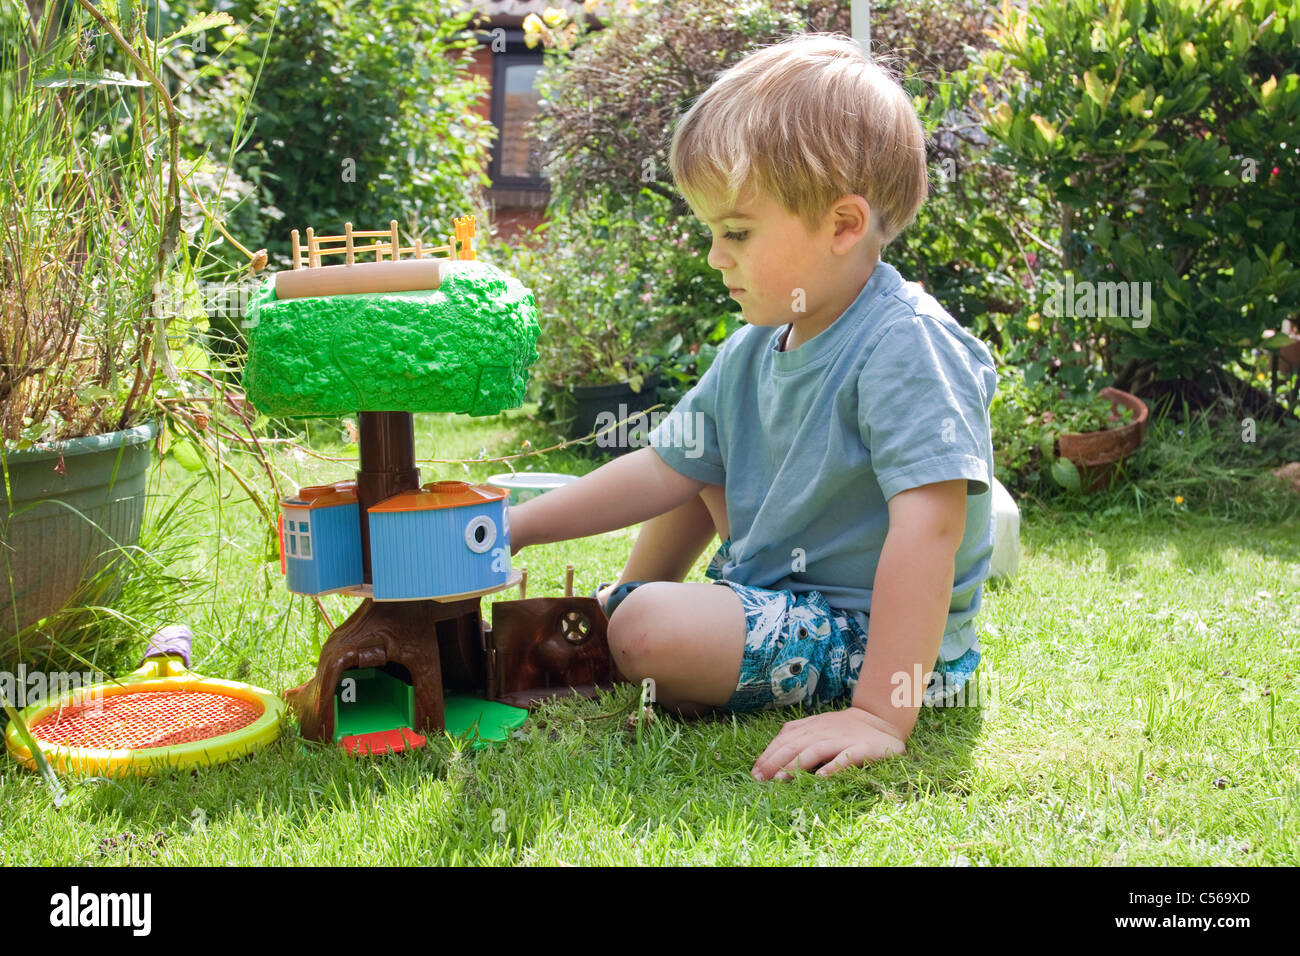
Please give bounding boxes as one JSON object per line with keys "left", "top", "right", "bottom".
{"left": 561, "top": 610, "right": 591, "bottom": 645}
{"left": 286, "top": 516, "right": 312, "bottom": 560}
{"left": 465, "top": 515, "right": 497, "bottom": 553}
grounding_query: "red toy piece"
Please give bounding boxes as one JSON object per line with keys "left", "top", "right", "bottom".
{"left": 340, "top": 727, "right": 426, "bottom": 756}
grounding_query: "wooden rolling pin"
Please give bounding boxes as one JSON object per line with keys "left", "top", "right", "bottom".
{"left": 273, "top": 257, "right": 463, "bottom": 300}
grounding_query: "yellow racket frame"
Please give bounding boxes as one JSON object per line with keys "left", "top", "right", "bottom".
{"left": 4, "top": 654, "right": 287, "bottom": 776}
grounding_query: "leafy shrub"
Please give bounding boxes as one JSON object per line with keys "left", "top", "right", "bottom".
{"left": 530, "top": 0, "right": 843, "bottom": 215}
{"left": 871, "top": 1, "right": 1056, "bottom": 352}
{"left": 496, "top": 189, "right": 740, "bottom": 408}
{"left": 975, "top": 0, "right": 1300, "bottom": 399}
{"left": 183, "top": 0, "right": 496, "bottom": 266}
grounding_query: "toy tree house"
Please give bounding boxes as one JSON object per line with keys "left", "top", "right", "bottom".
{"left": 244, "top": 219, "right": 621, "bottom": 755}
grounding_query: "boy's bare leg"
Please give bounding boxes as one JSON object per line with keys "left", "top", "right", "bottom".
{"left": 597, "top": 483, "right": 729, "bottom": 604}
{"left": 607, "top": 581, "right": 746, "bottom": 717}
{"left": 599, "top": 483, "right": 738, "bottom": 717}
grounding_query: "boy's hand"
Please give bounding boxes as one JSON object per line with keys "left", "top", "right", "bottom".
{"left": 751, "top": 706, "right": 906, "bottom": 781}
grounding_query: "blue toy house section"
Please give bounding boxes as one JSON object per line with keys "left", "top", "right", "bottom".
{"left": 285, "top": 501, "right": 363, "bottom": 595}
{"left": 369, "top": 499, "right": 510, "bottom": 599}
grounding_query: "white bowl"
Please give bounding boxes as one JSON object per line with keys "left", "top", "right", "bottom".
{"left": 485, "top": 472, "right": 579, "bottom": 505}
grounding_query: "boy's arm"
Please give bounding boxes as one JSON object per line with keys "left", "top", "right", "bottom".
{"left": 751, "top": 479, "right": 966, "bottom": 780}
{"left": 849, "top": 478, "right": 967, "bottom": 739}
{"left": 510, "top": 447, "right": 707, "bottom": 554}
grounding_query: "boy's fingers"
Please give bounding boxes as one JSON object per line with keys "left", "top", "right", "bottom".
{"left": 816, "top": 748, "right": 868, "bottom": 776}
{"left": 753, "top": 737, "right": 810, "bottom": 779}
{"left": 756, "top": 721, "right": 819, "bottom": 763}
{"left": 777, "top": 739, "right": 848, "bottom": 780}
{"left": 754, "top": 715, "right": 847, "bottom": 778}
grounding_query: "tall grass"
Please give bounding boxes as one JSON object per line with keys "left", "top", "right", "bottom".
{"left": 1, "top": 0, "right": 265, "bottom": 667}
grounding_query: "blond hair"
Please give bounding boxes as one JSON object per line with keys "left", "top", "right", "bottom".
{"left": 669, "top": 33, "right": 927, "bottom": 246}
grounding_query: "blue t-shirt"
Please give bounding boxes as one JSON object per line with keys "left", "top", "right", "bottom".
{"left": 647, "top": 259, "right": 997, "bottom": 662}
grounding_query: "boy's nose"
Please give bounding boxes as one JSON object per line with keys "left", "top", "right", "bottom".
{"left": 707, "top": 244, "right": 734, "bottom": 271}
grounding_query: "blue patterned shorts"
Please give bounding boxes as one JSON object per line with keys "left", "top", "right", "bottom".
{"left": 705, "top": 537, "right": 981, "bottom": 713}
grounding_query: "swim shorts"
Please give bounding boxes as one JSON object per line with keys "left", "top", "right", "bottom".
{"left": 600, "top": 537, "right": 981, "bottom": 712}
{"left": 707, "top": 537, "right": 981, "bottom": 712}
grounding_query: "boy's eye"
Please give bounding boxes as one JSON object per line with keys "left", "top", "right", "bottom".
{"left": 723, "top": 230, "right": 749, "bottom": 241}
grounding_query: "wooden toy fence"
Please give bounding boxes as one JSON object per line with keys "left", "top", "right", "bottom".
{"left": 289, "top": 217, "right": 477, "bottom": 270}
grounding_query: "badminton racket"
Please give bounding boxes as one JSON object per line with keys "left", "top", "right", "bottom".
{"left": 5, "top": 625, "right": 286, "bottom": 776}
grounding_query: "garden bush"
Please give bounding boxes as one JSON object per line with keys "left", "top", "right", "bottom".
{"left": 975, "top": 0, "right": 1300, "bottom": 405}
{"left": 176, "top": 0, "right": 496, "bottom": 267}
{"left": 872, "top": 1, "right": 1056, "bottom": 353}
{"left": 496, "top": 189, "right": 740, "bottom": 415}
{"left": 530, "top": 0, "right": 842, "bottom": 215}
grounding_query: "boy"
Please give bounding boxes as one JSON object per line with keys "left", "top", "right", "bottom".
{"left": 509, "top": 33, "right": 996, "bottom": 781}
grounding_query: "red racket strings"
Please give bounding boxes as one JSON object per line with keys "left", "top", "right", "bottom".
{"left": 30, "top": 691, "right": 264, "bottom": 750}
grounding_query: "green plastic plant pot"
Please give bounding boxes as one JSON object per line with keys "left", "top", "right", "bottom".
{"left": 0, "top": 422, "right": 157, "bottom": 640}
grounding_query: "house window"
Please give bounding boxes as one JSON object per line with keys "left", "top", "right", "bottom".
{"left": 286, "top": 515, "right": 312, "bottom": 560}
{"left": 489, "top": 50, "right": 546, "bottom": 188}
{"left": 464, "top": 514, "right": 497, "bottom": 553}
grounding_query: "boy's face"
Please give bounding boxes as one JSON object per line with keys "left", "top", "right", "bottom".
{"left": 693, "top": 186, "right": 860, "bottom": 334}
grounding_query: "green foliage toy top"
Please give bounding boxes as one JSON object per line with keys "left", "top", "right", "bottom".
{"left": 242, "top": 260, "right": 539, "bottom": 418}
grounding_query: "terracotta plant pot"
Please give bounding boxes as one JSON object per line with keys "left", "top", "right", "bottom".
{"left": 1056, "top": 387, "right": 1149, "bottom": 493}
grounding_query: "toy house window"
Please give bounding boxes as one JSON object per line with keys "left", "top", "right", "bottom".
{"left": 465, "top": 515, "right": 497, "bottom": 553}
{"left": 286, "top": 517, "right": 312, "bottom": 560}
{"left": 489, "top": 50, "right": 546, "bottom": 188}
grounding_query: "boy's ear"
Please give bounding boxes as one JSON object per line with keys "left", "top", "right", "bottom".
{"left": 829, "top": 194, "right": 874, "bottom": 253}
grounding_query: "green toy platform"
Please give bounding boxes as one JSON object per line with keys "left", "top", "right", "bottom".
{"left": 333, "top": 666, "right": 527, "bottom": 755}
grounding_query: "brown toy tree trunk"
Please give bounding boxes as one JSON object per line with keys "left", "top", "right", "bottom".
{"left": 356, "top": 411, "right": 420, "bottom": 582}
{"left": 284, "top": 412, "right": 486, "bottom": 741}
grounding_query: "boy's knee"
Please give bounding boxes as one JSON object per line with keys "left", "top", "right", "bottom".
{"left": 606, "top": 583, "right": 672, "bottom": 677}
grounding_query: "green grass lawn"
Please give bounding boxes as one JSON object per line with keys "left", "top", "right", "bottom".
{"left": 1, "top": 407, "right": 1297, "bottom": 865}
